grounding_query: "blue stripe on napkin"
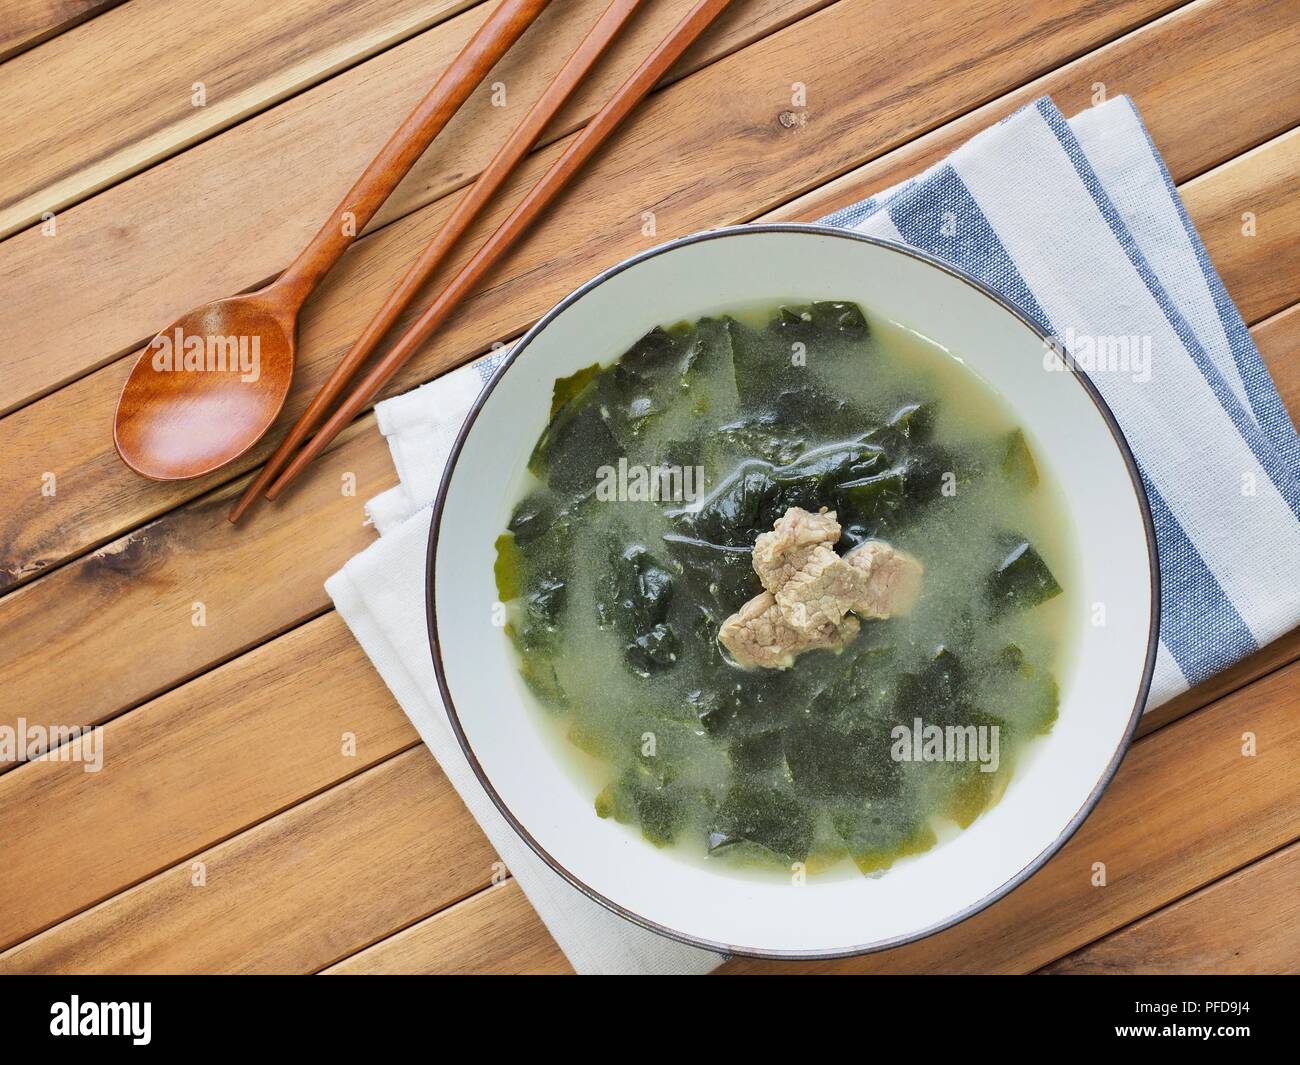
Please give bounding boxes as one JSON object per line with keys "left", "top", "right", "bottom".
{"left": 1037, "top": 100, "right": 1300, "bottom": 519}
{"left": 821, "top": 95, "right": 1300, "bottom": 705}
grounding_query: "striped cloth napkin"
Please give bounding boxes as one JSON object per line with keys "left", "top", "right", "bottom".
{"left": 326, "top": 95, "right": 1299, "bottom": 974}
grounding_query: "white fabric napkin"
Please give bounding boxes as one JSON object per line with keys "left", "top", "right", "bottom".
{"left": 327, "top": 95, "right": 1299, "bottom": 974}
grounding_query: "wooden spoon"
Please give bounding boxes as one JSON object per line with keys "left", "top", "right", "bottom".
{"left": 113, "top": 0, "right": 552, "bottom": 481}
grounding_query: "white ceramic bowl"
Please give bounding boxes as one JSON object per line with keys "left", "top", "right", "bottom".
{"left": 428, "top": 224, "right": 1158, "bottom": 958}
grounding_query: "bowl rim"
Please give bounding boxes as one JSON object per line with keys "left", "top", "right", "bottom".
{"left": 425, "top": 222, "right": 1161, "bottom": 961}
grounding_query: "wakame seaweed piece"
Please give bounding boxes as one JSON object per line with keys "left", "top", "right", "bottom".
{"left": 503, "top": 499, "right": 576, "bottom": 639}
{"left": 625, "top": 622, "right": 680, "bottom": 674}
{"left": 658, "top": 601, "right": 726, "bottom": 675}
{"left": 676, "top": 316, "right": 737, "bottom": 388}
{"left": 832, "top": 799, "right": 938, "bottom": 875}
{"left": 809, "top": 641, "right": 899, "bottom": 732}
{"left": 770, "top": 384, "right": 857, "bottom": 431}
{"left": 548, "top": 362, "right": 603, "bottom": 419}
{"left": 783, "top": 717, "right": 902, "bottom": 800}
{"left": 1022, "top": 671, "right": 1060, "bottom": 735}
{"left": 696, "top": 672, "right": 800, "bottom": 738}
{"left": 941, "top": 711, "right": 1013, "bottom": 828}
{"left": 596, "top": 762, "right": 688, "bottom": 847}
{"left": 810, "top": 300, "right": 869, "bottom": 340}
{"left": 729, "top": 316, "right": 804, "bottom": 406}
{"left": 900, "top": 441, "right": 965, "bottom": 505}
{"left": 894, "top": 645, "right": 970, "bottom": 727}
{"left": 988, "top": 665, "right": 1060, "bottom": 737}
{"left": 1000, "top": 428, "right": 1040, "bottom": 489}
{"left": 599, "top": 327, "right": 691, "bottom": 438}
{"left": 708, "top": 782, "right": 815, "bottom": 863}
{"left": 992, "top": 642, "right": 1029, "bottom": 674}
{"left": 657, "top": 439, "right": 702, "bottom": 472}
{"left": 506, "top": 489, "right": 561, "bottom": 548}
{"left": 729, "top": 729, "right": 788, "bottom": 774}
{"left": 527, "top": 376, "right": 624, "bottom": 492}
{"left": 673, "top": 461, "right": 777, "bottom": 547}
{"left": 609, "top": 545, "right": 682, "bottom": 675}
{"left": 514, "top": 642, "right": 567, "bottom": 707}
{"left": 887, "top": 401, "right": 935, "bottom": 442}
{"left": 769, "top": 304, "right": 819, "bottom": 339}
{"left": 614, "top": 546, "right": 674, "bottom": 630}
{"left": 732, "top": 302, "right": 872, "bottom": 406}
{"left": 714, "top": 413, "right": 808, "bottom": 465}
{"left": 835, "top": 466, "right": 907, "bottom": 527}
{"left": 988, "top": 536, "right": 1062, "bottom": 610}
{"left": 493, "top": 533, "right": 524, "bottom": 603}
{"left": 772, "top": 439, "right": 886, "bottom": 487}
{"left": 524, "top": 576, "right": 567, "bottom": 627}
{"left": 611, "top": 326, "right": 681, "bottom": 393}
{"left": 662, "top": 533, "right": 762, "bottom": 611}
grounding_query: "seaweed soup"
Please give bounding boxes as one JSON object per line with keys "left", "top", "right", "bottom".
{"left": 494, "top": 299, "right": 1077, "bottom": 881}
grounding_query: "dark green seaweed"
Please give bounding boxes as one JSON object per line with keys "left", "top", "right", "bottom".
{"left": 501, "top": 300, "right": 1067, "bottom": 876}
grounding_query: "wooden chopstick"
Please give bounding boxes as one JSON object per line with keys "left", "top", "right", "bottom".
{"left": 229, "top": 0, "right": 645, "bottom": 523}
{"left": 260, "top": 0, "right": 735, "bottom": 505}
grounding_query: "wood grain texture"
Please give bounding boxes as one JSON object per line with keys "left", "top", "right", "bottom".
{"left": 719, "top": 660, "right": 1300, "bottom": 973}
{"left": 9, "top": 642, "right": 1293, "bottom": 975}
{"left": 1180, "top": 127, "right": 1300, "bottom": 324}
{"left": 777, "top": 0, "right": 1300, "bottom": 220}
{"left": 0, "top": 0, "right": 121, "bottom": 62}
{"left": 0, "top": 0, "right": 481, "bottom": 237}
{"left": 0, "top": 612, "right": 417, "bottom": 950}
{"left": 1255, "top": 301, "right": 1300, "bottom": 417}
{"left": 1, "top": 0, "right": 1241, "bottom": 593}
{"left": 1, "top": 0, "right": 1295, "bottom": 978}
{"left": 0, "top": 417, "right": 394, "bottom": 742}
{"left": 0, "top": 749, "right": 499, "bottom": 974}
{"left": 0, "top": 0, "right": 836, "bottom": 413}
{"left": 240, "top": 655, "right": 1300, "bottom": 975}
{"left": 323, "top": 880, "right": 573, "bottom": 974}
{"left": 1041, "top": 842, "right": 1300, "bottom": 974}
{"left": 2, "top": 124, "right": 1294, "bottom": 747}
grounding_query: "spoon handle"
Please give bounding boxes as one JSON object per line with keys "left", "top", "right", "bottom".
{"left": 229, "top": 0, "right": 644, "bottom": 523}
{"left": 262, "top": 0, "right": 735, "bottom": 503}
{"left": 270, "top": 0, "right": 552, "bottom": 307}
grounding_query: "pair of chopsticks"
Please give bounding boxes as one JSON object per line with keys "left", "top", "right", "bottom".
{"left": 231, "top": 0, "right": 734, "bottom": 522}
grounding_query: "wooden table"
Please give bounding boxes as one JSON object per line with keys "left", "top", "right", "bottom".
{"left": 0, "top": 0, "right": 1297, "bottom": 976}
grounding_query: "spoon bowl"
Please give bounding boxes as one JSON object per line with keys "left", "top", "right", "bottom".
{"left": 114, "top": 289, "right": 296, "bottom": 480}
{"left": 110, "top": 0, "right": 554, "bottom": 484}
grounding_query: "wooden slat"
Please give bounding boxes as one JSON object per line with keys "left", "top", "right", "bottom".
{"left": 0, "top": 0, "right": 838, "bottom": 412}
{"left": 0, "top": 0, "right": 121, "bottom": 63}
{"left": 1040, "top": 841, "right": 1300, "bottom": 974}
{"left": 1180, "top": 127, "right": 1300, "bottom": 324}
{"left": 719, "top": 659, "right": 1300, "bottom": 973}
{"left": 1257, "top": 302, "right": 1300, "bottom": 417}
{"left": 323, "top": 880, "right": 572, "bottom": 974}
{"left": 0, "top": 416, "right": 393, "bottom": 741}
{"left": 0, "top": 612, "right": 417, "bottom": 950}
{"left": 0, "top": 749, "right": 498, "bottom": 974}
{"left": 3, "top": 120, "right": 1295, "bottom": 746}
{"left": 781, "top": 0, "right": 1300, "bottom": 227}
{"left": 8, "top": 641, "right": 1294, "bottom": 975}
{"left": 1, "top": 0, "right": 1267, "bottom": 594}
{"left": 0, "top": 0, "right": 481, "bottom": 237}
